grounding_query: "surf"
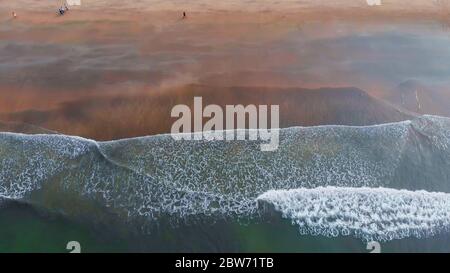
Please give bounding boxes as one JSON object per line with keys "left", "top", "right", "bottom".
{"left": 0, "top": 115, "right": 449, "bottom": 240}
{"left": 257, "top": 186, "right": 450, "bottom": 242}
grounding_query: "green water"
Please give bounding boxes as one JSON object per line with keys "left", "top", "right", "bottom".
{"left": 2, "top": 202, "right": 450, "bottom": 253}
{"left": 0, "top": 202, "right": 130, "bottom": 253}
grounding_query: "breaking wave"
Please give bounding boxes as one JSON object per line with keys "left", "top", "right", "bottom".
{"left": 0, "top": 115, "right": 449, "bottom": 240}
{"left": 257, "top": 187, "right": 450, "bottom": 242}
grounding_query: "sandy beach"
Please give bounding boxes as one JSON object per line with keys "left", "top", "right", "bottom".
{"left": 1, "top": 0, "right": 450, "bottom": 139}
{"left": 0, "top": 0, "right": 446, "bottom": 13}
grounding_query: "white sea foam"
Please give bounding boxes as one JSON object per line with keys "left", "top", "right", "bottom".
{"left": 0, "top": 115, "right": 449, "bottom": 232}
{"left": 257, "top": 186, "right": 450, "bottom": 241}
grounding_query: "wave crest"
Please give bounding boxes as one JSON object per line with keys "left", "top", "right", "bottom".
{"left": 257, "top": 187, "right": 450, "bottom": 241}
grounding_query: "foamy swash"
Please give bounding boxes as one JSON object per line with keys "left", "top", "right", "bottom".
{"left": 257, "top": 187, "right": 450, "bottom": 241}
{"left": 0, "top": 115, "right": 449, "bottom": 241}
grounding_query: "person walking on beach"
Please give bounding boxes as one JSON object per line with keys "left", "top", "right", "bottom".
{"left": 183, "top": 11, "right": 186, "bottom": 19}
{"left": 12, "top": 12, "right": 17, "bottom": 19}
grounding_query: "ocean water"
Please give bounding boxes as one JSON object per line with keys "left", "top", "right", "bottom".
{"left": 0, "top": 115, "right": 449, "bottom": 252}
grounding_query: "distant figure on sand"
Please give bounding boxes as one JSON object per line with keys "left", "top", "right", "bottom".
{"left": 12, "top": 12, "right": 17, "bottom": 19}
{"left": 183, "top": 11, "right": 186, "bottom": 19}
{"left": 58, "top": 7, "right": 66, "bottom": 15}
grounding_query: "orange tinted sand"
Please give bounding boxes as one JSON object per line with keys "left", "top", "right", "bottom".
{"left": 0, "top": 1, "right": 449, "bottom": 138}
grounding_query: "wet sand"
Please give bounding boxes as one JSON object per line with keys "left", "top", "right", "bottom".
{"left": 1, "top": 1, "right": 450, "bottom": 138}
